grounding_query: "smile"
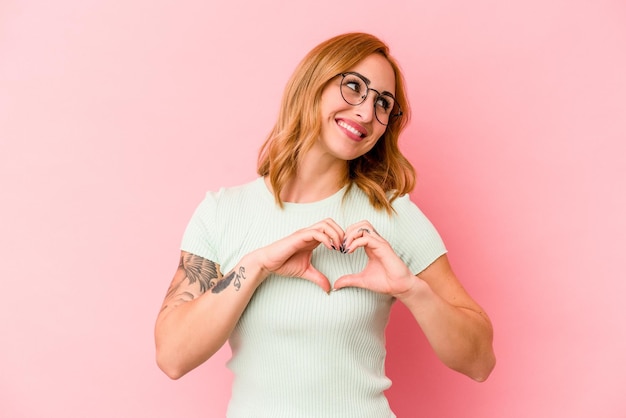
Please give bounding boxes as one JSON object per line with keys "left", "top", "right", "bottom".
{"left": 337, "top": 120, "right": 366, "bottom": 138}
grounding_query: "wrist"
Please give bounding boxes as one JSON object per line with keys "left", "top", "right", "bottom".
{"left": 239, "top": 252, "right": 271, "bottom": 286}
{"left": 393, "top": 276, "right": 431, "bottom": 304}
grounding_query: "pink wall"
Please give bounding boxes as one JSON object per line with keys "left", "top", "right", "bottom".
{"left": 1, "top": 1, "right": 625, "bottom": 417}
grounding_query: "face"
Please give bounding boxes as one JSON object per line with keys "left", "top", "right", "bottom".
{"left": 317, "top": 53, "right": 397, "bottom": 162}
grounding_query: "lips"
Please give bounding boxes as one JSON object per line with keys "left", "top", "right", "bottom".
{"left": 336, "top": 119, "right": 367, "bottom": 140}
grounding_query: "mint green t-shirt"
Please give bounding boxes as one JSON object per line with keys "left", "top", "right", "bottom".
{"left": 182, "top": 177, "right": 447, "bottom": 418}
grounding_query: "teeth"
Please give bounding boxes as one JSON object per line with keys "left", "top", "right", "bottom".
{"left": 338, "top": 120, "right": 364, "bottom": 137}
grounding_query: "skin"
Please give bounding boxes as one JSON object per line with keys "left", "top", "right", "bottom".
{"left": 155, "top": 53, "right": 496, "bottom": 382}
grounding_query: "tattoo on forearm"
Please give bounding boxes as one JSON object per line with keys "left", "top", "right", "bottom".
{"left": 161, "top": 255, "right": 248, "bottom": 314}
{"left": 162, "top": 254, "right": 221, "bottom": 311}
{"left": 179, "top": 252, "right": 219, "bottom": 293}
{"left": 211, "top": 266, "right": 246, "bottom": 294}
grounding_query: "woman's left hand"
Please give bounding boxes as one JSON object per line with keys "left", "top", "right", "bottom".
{"left": 333, "top": 221, "right": 416, "bottom": 297}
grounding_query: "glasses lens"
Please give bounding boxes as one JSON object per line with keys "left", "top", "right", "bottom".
{"left": 373, "top": 94, "right": 397, "bottom": 125}
{"left": 340, "top": 74, "right": 367, "bottom": 105}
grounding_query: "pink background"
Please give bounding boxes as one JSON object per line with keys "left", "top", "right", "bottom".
{"left": 1, "top": 1, "right": 625, "bottom": 417}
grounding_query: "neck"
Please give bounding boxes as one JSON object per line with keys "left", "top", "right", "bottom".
{"left": 271, "top": 151, "right": 349, "bottom": 203}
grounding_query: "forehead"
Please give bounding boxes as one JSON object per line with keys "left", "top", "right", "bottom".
{"left": 346, "top": 54, "right": 396, "bottom": 94}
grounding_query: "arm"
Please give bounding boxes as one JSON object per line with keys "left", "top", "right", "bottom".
{"left": 395, "top": 255, "right": 495, "bottom": 381}
{"left": 334, "top": 222, "right": 495, "bottom": 381}
{"left": 155, "top": 251, "right": 267, "bottom": 379}
{"left": 155, "top": 218, "right": 345, "bottom": 379}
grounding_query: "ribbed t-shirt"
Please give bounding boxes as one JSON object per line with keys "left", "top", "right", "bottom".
{"left": 181, "top": 177, "right": 447, "bottom": 417}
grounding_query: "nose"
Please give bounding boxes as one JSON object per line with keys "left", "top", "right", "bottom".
{"left": 354, "top": 94, "right": 376, "bottom": 123}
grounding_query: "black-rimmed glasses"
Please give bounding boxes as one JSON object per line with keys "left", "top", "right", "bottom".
{"left": 337, "top": 72, "right": 403, "bottom": 126}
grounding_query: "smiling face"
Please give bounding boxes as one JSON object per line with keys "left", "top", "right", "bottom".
{"left": 316, "top": 53, "right": 397, "bottom": 162}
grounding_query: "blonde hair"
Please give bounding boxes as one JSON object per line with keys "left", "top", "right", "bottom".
{"left": 257, "top": 32, "right": 415, "bottom": 213}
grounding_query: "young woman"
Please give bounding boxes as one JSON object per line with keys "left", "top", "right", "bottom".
{"left": 155, "top": 32, "right": 495, "bottom": 417}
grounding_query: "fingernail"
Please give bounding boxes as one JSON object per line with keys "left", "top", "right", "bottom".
{"left": 331, "top": 245, "right": 336, "bottom": 250}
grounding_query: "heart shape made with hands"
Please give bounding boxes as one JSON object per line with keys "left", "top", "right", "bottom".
{"left": 262, "top": 218, "right": 414, "bottom": 297}
{"left": 306, "top": 223, "right": 414, "bottom": 297}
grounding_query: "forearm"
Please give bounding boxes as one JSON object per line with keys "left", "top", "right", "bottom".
{"left": 155, "top": 254, "right": 267, "bottom": 379}
{"left": 396, "top": 279, "right": 496, "bottom": 381}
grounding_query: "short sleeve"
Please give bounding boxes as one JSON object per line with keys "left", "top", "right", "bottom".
{"left": 391, "top": 195, "right": 447, "bottom": 275}
{"left": 180, "top": 191, "right": 220, "bottom": 263}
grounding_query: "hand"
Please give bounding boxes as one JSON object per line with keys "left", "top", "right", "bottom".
{"left": 253, "top": 218, "right": 345, "bottom": 293}
{"left": 333, "top": 221, "right": 415, "bottom": 296}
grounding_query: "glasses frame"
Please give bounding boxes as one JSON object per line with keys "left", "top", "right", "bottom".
{"left": 337, "top": 72, "right": 403, "bottom": 126}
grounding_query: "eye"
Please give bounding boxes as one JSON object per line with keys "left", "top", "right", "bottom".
{"left": 346, "top": 81, "right": 360, "bottom": 92}
{"left": 343, "top": 75, "right": 365, "bottom": 94}
{"left": 375, "top": 95, "right": 392, "bottom": 112}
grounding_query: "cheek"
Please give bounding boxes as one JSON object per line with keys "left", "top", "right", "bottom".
{"left": 364, "top": 134, "right": 384, "bottom": 152}
{"left": 372, "top": 127, "right": 387, "bottom": 142}
{"left": 320, "top": 88, "right": 349, "bottom": 117}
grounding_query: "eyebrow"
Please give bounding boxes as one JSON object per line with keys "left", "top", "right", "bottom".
{"left": 355, "top": 72, "right": 395, "bottom": 97}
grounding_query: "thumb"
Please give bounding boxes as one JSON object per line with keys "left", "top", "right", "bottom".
{"left": 333, "top": 273, "right": 367, "bottom": 291}
{"left": 301, "top": 266, "right": 332, "bottom": 294}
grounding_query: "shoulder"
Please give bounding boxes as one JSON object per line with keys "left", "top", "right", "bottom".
{"left": 390, "top": 193, "right": 428, "bottom": 217}
{"left": 186, "top": 178, "right": 265, "bottom": 224}
{"left": 383, "top": 194, "right": 448, "bottom": 274}
{"left": 182, "top": 178, "right": 268, "bottom": 262}
{"left": 201, "top": 177, "right": 267, "bottom": 206}
{"left": 388, "top": 193, "right": 440, "bottom": 234}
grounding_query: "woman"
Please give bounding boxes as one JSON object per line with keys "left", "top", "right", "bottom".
{"left": 155, "top": 32, "right": 495, "bottom": 417}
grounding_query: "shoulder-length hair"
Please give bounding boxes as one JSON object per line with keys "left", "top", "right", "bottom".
{"left": 257, "top": 32, "right": 415, "bottom": 214}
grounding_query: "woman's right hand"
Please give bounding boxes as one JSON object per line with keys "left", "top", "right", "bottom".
{"left": 253, "top": 218, "right": 344, "bottom": 293}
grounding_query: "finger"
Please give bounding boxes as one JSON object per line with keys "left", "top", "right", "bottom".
{"left": 306, "top": 229, "right": 341, "bottom": 251}
{"left": 344, "top": 220, "right": 376, "bottom": 234}
{"left": 343, "top": 233, "right": 384, "bottom": 254}
{"left": 333, "top": 273, "right": 367, "bottom": 290}
{"left": 317, "top": 217, "right": 344, "bottom": 234}
{"left": 311, "top": 218, "right": 345, "bottom": 251}
{"left": 320, "top": 218, "right": 346, "bottom": 244}
{"left": 357, "top": 227, "right": 372, "bottom": 236}
{"left": 301, "top": 266, "right": 332, "bottom": 293}
{"left": 343, "top": 221, "right": 377, "bottom": 250}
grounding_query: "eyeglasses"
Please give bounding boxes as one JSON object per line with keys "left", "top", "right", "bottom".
{"left": 337, "top": 72, "right": 403, "bottom": 126}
